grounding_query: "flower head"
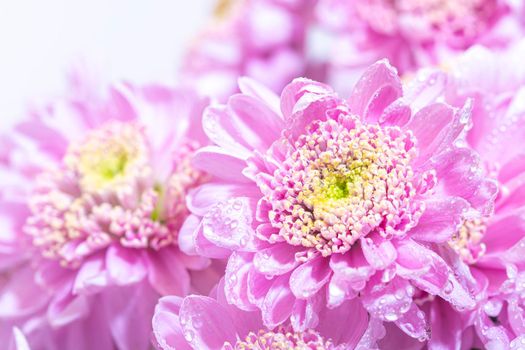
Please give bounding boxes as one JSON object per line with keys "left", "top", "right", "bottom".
{"left": 152, "top": 280, "right": 384, "bottom": 350}
{"left": 315, "top": 0, "right": 524, "bottom": 94}
{"left": 180, "top": 60, "right": 498, "bottom": 341}
{"left": 181, "top": 0, "right": 316, "bottom": 99}
{"left": 409, "top": 39, "right": 525, "bottom": 349}
{"left": 0, "top": 74, "right": 217, "bottom": 349}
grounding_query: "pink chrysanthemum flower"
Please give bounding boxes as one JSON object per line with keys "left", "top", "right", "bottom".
{"left": 378, "top": 40, "right": 525, "bottom": 349}
{"left": 315, "top": 0, "right": 525, "bottom": 94}
{"left": 403, "top": 40, "right": 525, "bottom": 349}
{"left": 179, "top": 60, "right": 498, "bottom": 342}
{"left": 152, "top": 279, "right": 386, "bottom": 349}
{"left": 0, "top": 74, "right": 220, "bottom": 349}
{"left": 181, "top": 0, "right": 317, "bottom": 100}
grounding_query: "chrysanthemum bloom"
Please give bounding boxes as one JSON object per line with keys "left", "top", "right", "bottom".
{"left": 408, "top": 40, "right": 525, "bottom": 349}
{"left": 180, "top": 60, "right": 498, "bottom": 342}
{"left": 152, "top": 279, "right": 386, "bottom": 349}
{"left": 314, "top": 0, "right": 525, "bottom": 95}
{"left": 0, "top": 74, "right": 218, "bottom": 349}
{"left": 181, "top": 0, "right": 317, "bottom": 100}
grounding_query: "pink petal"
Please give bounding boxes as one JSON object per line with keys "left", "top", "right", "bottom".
{"left": 280, "top": 78, "right": 339, "bottom": 140}
{"left": 238, "top": 77, "right": 281, "bottom": 116}
{"left": 329, "top": 247, "right": 375, "bottom": 289}
{"left": 15, "top": 119, "right": 68, "bottom": 159}
{"left": 348, "top": 59, "right": 402, "bottom": 123}
{"left": 431, "top": 148, "right": 498, "bottom": 215}
{"left": 103, "top": 281, "right": 157, "bottom": 350}
{"left": 202, "top": 105, "right": 253, "bottom": 159}
{"left": 317, "top": 298, "right": 369, "bottom": 348}
{"left": 247, "top": 268, "right": 274, "bottom": 308}
{"left": 48, "top": 280, "right": 89, "bottom": 327}
{"left": 290, "top": 296, "right": 323, "bottom": 331}
{"left": 253, "top": 243, "right": 300, "bottom": 276}
{"left": 289, "top": 255, "right": 332, "bottom": 299}
{"left": 396, "top": 240, "right": 447, "bottom": 292}
{"left": 261, "top": 274, "right": 295, "bottom": 328}
{"left": 360, "top": 235, "right": 397, "bottom": 270}
{"left": 54, "top": 302, "right": 114, "bottom": 350}
{"left": 10, "top": 328, "right": 30, "bottom": 350}
{"left": 179, "top": 296, "right": 238, "bottom": 349}
{"left": 361, "top": 276, "right": 414, "bottom": 323}
{"left": 280, "top": 78, "right": 334, "bottom": 118}
{"left": 202, "top": 197, "right": 263, "bottom": 252}
{"left": 482, "top": 214, "right": 525, "bottom": 263}
{"left": 498, "top": 154, "right": 525, "bottom": 184}
{"left": 178, "top": 214, "right": 201, "bottom": 256}
{"left": 194, "top": 221, "right": 231, "bottom": 259}
{"left": 228, "top": 94, "right": 284, "bottom": 150}
{"left": 73, "top": 253, "right": 109, "bottom": 295}
{"left": 146, "top": 248, "right": 190, "bottom": 296}
{"left": 428, "top": 299, "right": 463, "bottom": 349}
{"left": 394, "top": 303, "right": 429, "bottom": 340}
{"left": 224, "top": 252, "right": 257, "bottom": 311}
{"left": 215, "top": 278, "right": 264, "bottom": 340}
{"left": 0, "top": 266, "right": 50, "bottom": 318}
{"left": 106, "top": 245, "right": 147, "bottom": 286}
{"left": 377, "top": 321, "right": 423, "bottom": 350}
{"left": 175, "top": 251, "right": 210, "bottom": 271}
{"left": 497, "top": 180, "right": 525, "bottom": 213}
{"left": 403, "top": 70, "right": 447, "bottom": 112}
{"left": 396, "top": 240, "right": 475, "bottom": 310}
{"left": 152, "top": 296, "right": 193, "bottom": 350}
{"left": 186, "top": 183, "right": 259, "bottom": 217}
{"left": 192, "top": 146, "right": 250, "bottom": 183}
{"left": 409, "top": 198, "right": 469, "bottom": 243}
{"left": 406, "top": 103, "right": 454, "bottom": 164}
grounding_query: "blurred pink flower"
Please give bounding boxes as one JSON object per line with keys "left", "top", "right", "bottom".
{"left": 0, "top": 73, "right": 221, "bottom": 349}
{"left": 373, "top": 39, "right": 525, "bottom": 349}
{"left": 405, "top": 40, "right": 525, "bottom": 349}
{"left": 179, "top": 60, "right": 498, "bottom": 342}
{"left": 315, "top": 0, "right": 525, "bottom": 95}
{"left": 152, "top": 279, "right": 386, "bottom": 349}
{"left": 181, "top": 0, "right": 318, "bottom": 100}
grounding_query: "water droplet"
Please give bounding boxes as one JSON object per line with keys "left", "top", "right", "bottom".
{"left": 192, "top": 316, "right": 203, "bottom": 329}
{"left": 443, "top": 280, "right": 454, "bottom": 295}
{"left": 184, "top": 330, "right": 195, "bottom": 342}
{"left": 239, "top": 236, "right": 248, "bottom": 247}
{"left": 385, "top": 312, "right": 398, "bottom": 321}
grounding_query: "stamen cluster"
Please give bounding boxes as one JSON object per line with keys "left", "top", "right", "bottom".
{"left": 24, "top": 122, "right": 205, "bottom": 267}
{"left": 266, "top": 114, "right": 421, "bottom": 256}
{"left": 222, "top": 326, "right": 335, "bottom": 350}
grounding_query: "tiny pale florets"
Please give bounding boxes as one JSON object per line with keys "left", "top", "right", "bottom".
{"left": 266, "top": 114, "right": 421, "bottom": 256}
{"left": 448, "top": 217, "right": 488, "bottom": 264}
{"left": 24, "top": 121, "right": 206, "bottom": 267}
{"left": 222, "top": 326, "right": 336, "bottom": 350}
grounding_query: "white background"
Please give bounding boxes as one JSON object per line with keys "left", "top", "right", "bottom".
{"left": 0, "top": 1, "right": 215, "bottom": 131}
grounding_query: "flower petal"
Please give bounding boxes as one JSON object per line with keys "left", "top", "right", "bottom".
{"left": 103, "top": 281, "right": 157, "bottom": 350}
{"left": 409, "top": 198, "right": 469, "bottom": 243}
{"left": 106, "top": 245, "right": 147, "bottom": 286}
{"left": 152, "top": 296, "right": 192, "bottom": 350}
{"left": 224, "top": 252, "right": 257, "bottom": 311}
{"left": 179, "top": 296, "right": 237, "bottom": 349}
{"left": 261, "top": 274, "right": 295, "bottom": 328}
{"left": 192, "top": 146, "right": 250, "bottom": 183}
{"left": 253, "top": 243, "right": 300, "bottom": 276}
{"left": 289, "top": 255, "right": 332, "bottom": 299}
{"left": 348, "top": 59, "right": 402, "bottom": 123}
{"left": 146, "top": 248, "right": 190, "bottom": 296}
